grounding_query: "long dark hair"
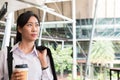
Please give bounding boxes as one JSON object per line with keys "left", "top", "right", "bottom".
{"left": 15, "top": 11, "right": 40, "bottom": 43}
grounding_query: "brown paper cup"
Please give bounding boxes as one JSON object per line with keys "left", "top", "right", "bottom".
{"left": 15, "top": 64, "right": 28, "bottom": 80}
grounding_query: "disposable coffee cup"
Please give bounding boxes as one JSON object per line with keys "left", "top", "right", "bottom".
{"left": 15, "top": 64, "right": 28, "bottom": 80}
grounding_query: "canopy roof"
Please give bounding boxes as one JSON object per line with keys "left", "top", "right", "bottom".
{"left": 0, "top": 0, "right": 72, "bottom": 22}
{"left": 0, "top": 0, "right": 70, "bottom": 14}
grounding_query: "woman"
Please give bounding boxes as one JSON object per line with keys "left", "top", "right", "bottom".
{"left": 0, "top": 11, "right": 56, "bottom": 80}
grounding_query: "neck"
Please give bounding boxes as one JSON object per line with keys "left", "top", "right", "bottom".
{"left": 19, "top": 41, "right": 35, "bottom": 54}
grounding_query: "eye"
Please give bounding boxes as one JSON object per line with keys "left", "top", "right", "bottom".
{"left": 26, "top": 23, "right": 32, "bottom": 27}
{"left": 35, "top": 23, "right": 39, "bottom": 27}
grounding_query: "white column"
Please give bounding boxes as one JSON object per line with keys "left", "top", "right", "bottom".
{"left": 72, "top": 0, "right": 77, "bottom": 80}
{"left": 1, "top": 12, "right": 13, "bottom": 49}
{"left": 61, "top": 40, "right": 64, "bottom": 50}
{"left": 85, "top": 0, "right": 98, "bottom": 79}
{"left": 11, "top": 37, "right": 14, "bottom": 47}
{"left": 38, "top": 10, "right": 46, "bottom": 46}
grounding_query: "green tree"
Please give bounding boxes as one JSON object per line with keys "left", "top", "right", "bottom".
{"left": 90, "top": 40, "right": 115, "bottom": 64}
{"left": 90, "top": 40, "right": 115, "bottom": 80}
{"left": 49, "top": 45, "right": 72, "bottom": 77}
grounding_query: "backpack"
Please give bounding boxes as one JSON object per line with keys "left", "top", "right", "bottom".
{"left": 7, "top": 46, "right": 57, "bottom": 80}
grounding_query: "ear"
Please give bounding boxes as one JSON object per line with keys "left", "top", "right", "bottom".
{"left": 18, "top": 26, "right": 22, "bottom": 33}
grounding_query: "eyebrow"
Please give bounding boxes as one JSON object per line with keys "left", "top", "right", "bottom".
{"left": 27, "top": 22, "right": 39, "bottom": 24}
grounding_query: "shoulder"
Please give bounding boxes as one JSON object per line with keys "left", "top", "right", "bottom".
{"left": 0, "top": 47, "right": 8, "bottom": 60}
{"left": 36, "top": 46, "right": 51, "bottom": 54}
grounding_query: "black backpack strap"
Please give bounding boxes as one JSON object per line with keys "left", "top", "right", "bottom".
{"left": 7, "top": 47, "right": 13, "bottom": 79}
{"left": 47, "top": 48, "right": 57, "bottom": 80}
{"left": 36, "top": 46, "right": 57, "bottom": 80}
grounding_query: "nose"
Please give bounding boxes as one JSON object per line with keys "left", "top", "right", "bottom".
{"left": 32, "top": 24, "right": 38, "bottom": 32}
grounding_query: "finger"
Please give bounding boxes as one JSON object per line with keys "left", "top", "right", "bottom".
{"left": 15, "top": 76, "right": 21, "bottom": 80}
{"left": 12, "top": 71, "right": 23, "bottom": 80}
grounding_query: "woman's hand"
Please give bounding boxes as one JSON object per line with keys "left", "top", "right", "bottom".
{"left": 38, "top": 49, "right": 48, "bottom": 69}
{"left": 11, "top": 70, "right": 26, "bottom": 80}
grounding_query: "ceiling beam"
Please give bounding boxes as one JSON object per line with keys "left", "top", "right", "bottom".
{"left": 17, "top": 0, "right": 73, "bottom": 22}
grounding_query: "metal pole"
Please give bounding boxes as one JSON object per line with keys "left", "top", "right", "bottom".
{"left": 72, "top": 0, "right": 77, "bottom": 79}
{"left": 1, "top": 12, "right": 13, "bottom": 49}
{"left": 11, "top": 37, "right": 14, "bottom": 47}
{"left": 38, "top": 10, "right": 46, "bottom": 46}
{"left": 37, "top": 6, "right": 73, "bottom": 21}
{"left": 85, "top": 0, "right": 98, "bottom": 79}
{"left": 62, "top": 40, "right": 64, "bottom": 50}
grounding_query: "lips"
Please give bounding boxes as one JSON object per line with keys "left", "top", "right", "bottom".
{"left": 31, "top": 34, "right": 38, "bottom": 37}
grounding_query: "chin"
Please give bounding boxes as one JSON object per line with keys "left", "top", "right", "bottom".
{"left": 30, "top": 38, "right": 37, "bottom": 41}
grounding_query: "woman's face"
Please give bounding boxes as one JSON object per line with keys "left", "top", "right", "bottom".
{"left": 18, "top": 16, "right": 40, "bottom": 42}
